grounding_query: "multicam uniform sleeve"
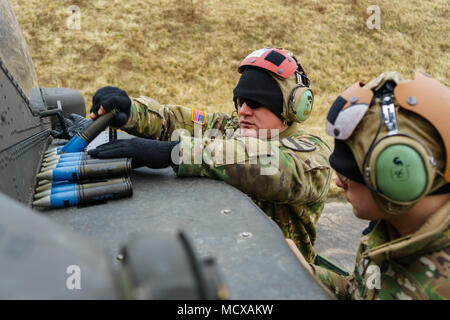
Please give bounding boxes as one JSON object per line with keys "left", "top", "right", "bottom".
{"left": 374, "top": 250, "right": 450, "bottom": 300}
{"left": 121, "top": 96, "right": 236, "bottom": 140}
{"left": 176, "top": 133, "right": 331, "bottom": 262}
{"left": 176, "top": 134, "right": 331, "bottom": 205}
{"left": 311, "top": 265, "right": 354, "bottom": 300}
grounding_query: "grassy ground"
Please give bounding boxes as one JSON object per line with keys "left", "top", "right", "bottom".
{"left": 11, "top": 0, "right": 449, "bottom": 195}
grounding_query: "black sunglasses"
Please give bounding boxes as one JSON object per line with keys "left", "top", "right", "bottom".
{"left": 236, "top": 97, "right": 263, "bottom": 109}
{"left": 336, "top": 172, "right": 349, "bottom": 185}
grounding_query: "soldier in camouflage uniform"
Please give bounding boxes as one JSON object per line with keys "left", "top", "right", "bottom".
{"left": 85, "top": 48, "right": 332, "bottom": 262}
{"left": 295, "top": 71, "right": 450, "bottom": 299}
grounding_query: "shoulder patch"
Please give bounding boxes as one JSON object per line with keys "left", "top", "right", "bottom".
{"left": 192, "top": 108, "right": 206, "bottom": 125}
{"left": 281, "top": 137, "right": 316, "bottom": 152}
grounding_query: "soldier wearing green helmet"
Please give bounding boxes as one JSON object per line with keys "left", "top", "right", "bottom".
{"left": 295, "top": 71, "right": 450, "bottom": 299}
{"left": 56, "top": 48, "right": 332, "bottom": 262}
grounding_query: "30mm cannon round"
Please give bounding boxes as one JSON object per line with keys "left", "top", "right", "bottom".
{"left": 34, "top": 177, "right": 130, "bottom": 199}
{"left": 37, "top": 159, "right": 132, "bottom": 181}
{"left": 33, "top": 177, "right": 133, "bottom": 208}
{"left": 59, "top": 110, "right": 116, "bottom": 154}
{"left": 43, "top": 152, "right": 90, "bottom": 163}
{"left": 41, "top": 158, "right": 129, "bottom": 170}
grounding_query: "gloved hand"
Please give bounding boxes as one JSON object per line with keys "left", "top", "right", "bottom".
{"left": 88, "top": 137, "right": 179, "bottom": 169}
{"left": 50, "top": 113, "right": 93, "bottom": 140}
{"left": 90, "top": 86, "right": 131, "bottom": 127}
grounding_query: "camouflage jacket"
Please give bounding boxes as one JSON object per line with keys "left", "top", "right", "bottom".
{"left": 122, "top": 97, "right": 332, "bottom": 262}
{"left": 312, "top": 200, "right": 450, "bottom": 299}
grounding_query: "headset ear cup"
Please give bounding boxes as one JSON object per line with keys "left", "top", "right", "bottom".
{"left": 374, "top": 145, "right": 428, "bottom": 202}
{"left": 291, "top": 88, "right": 313, "bottom": 122}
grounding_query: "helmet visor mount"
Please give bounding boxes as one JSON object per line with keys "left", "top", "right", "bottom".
{"left": 238, "top": 48, "right": 298, "bottom": 79}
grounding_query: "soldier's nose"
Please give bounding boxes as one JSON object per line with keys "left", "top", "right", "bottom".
{"left": 238, "top": 102, "right": 253, "bottom": 116}
{"left": 335, "top": 175, "right": 348, "bottom": 190}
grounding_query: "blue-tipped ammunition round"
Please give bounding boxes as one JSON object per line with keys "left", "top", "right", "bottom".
{"left": 60, "top": 135, "right": 89, "bottom": 154}
{"left": 50, "top": 190, "right": 79, "bottom": 207}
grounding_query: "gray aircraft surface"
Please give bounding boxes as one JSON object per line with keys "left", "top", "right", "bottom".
{"left": 0, "top": 0, "right": 333, "bottom": 299}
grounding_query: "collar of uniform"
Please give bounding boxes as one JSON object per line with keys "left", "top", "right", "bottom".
{"left": 361, "top": 200, "right": 450, "bottom": 263}
{"left": 414, "top": 200, "right": 450, "bottom": 236}
{"left": 278, "top": 123, "right": 300, "bottom": 140}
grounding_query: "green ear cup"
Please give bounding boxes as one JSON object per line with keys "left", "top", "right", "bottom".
{"left": 295, "top": 89, "right": 313, "bottom": 122}
{"left": 375, "top": 145, "right": 427, "bottom": 201}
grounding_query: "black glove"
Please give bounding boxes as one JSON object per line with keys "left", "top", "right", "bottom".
{"left": 88, "top": 137, "right": 179, "bottom": 169}
{"left": 50, "top": 113, "right": 93, "bottom": 140}
{"left": 90, "top": 86, "right": 131, "bottom": 127}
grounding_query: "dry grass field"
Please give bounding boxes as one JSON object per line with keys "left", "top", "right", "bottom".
{"left": 11, "top": 0, "right": 449, "bottom": 195}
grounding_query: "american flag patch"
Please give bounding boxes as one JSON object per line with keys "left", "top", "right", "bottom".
{"left": 192, "top": 108, "right": 206, "bottom": 125}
